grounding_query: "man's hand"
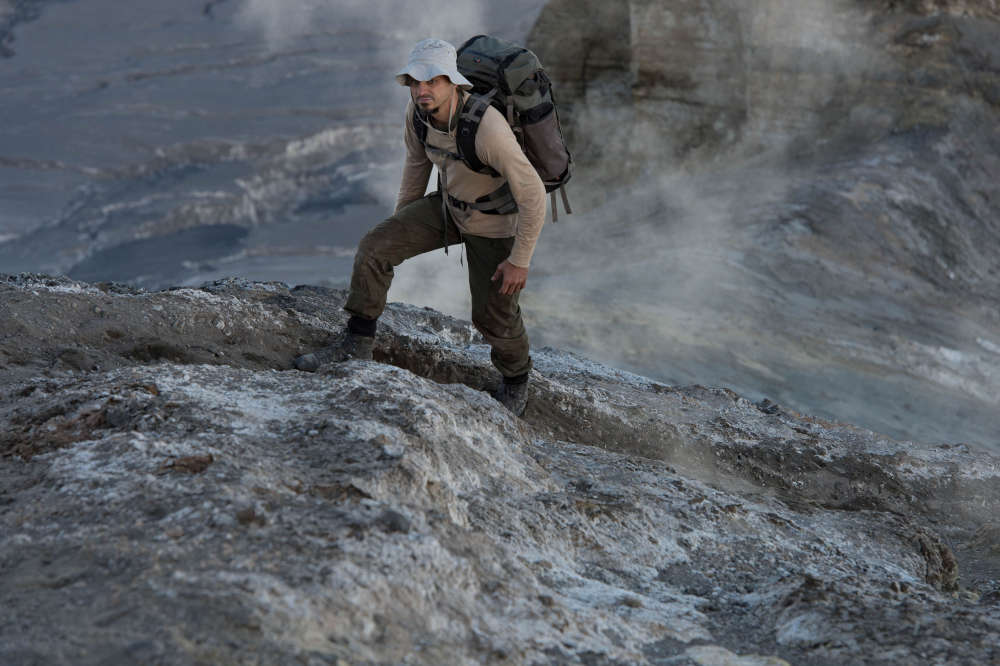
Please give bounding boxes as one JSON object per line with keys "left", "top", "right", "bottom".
{"left": 491, "top": 260, "right": 528, "bottom": 296}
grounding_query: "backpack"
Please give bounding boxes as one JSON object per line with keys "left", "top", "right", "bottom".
{"left": 413, "top": 35, "right": 573, "bottom": 221}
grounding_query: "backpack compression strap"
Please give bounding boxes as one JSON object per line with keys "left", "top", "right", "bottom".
{"left": 447, "top": 181, "right": 518, "bottom": 216}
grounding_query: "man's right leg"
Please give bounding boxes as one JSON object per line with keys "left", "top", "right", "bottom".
{"left": 343, "top": 193, "right": 458, "bottom": 322}
{"left": 294, "top": 193, "right": 459, "bottom": 371}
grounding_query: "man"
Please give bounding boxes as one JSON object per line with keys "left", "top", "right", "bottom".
{"left": 294, "top": 38, "right": 547, "bottom": 416}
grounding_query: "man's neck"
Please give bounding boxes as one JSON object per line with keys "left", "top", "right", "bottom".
{"left": 428, "top": 89, "right": 460, "bottom": 130}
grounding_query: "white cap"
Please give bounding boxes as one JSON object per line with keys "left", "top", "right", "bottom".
{"left": 395, "top": 39, "right": 473, "bottom": 90}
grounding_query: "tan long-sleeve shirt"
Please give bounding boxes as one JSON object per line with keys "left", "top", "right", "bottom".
{"left": 395, "top": 93, "right": 547, "bottom": 268}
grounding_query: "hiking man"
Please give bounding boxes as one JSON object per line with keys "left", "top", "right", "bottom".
{"left": 294, "top": 38, "right": 547, "bottom": 416}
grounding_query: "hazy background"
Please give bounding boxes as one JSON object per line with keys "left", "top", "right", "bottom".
{"left": 0, "top": 0, "right": 543, "bottom": 288}
{"left": 2, "top": 0, "right": 998, "bottom": 450}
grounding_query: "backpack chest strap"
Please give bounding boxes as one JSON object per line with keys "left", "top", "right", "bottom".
{"left": 423, "top": 143, "right": 463, "bottom": 163}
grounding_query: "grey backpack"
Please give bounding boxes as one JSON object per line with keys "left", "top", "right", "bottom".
{"left": 413, "top": 34, "right": 573, "bottom": 221}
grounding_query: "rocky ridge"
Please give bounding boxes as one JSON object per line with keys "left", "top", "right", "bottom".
{"left": 2, "top": 274, "right": 999, "bottom": 664}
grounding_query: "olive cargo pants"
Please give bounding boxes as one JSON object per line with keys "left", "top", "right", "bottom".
{"left": 344, "top": 193, "right": 532, "bottom": 379}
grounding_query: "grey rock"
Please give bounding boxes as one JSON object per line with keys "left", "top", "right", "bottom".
{"left": 376, "top": 509, "right": 412, "bottom": 534}
{"left": 0, "top": 274, "right": 998, "bottom": 664}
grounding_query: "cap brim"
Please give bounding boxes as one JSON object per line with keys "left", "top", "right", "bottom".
{"left": 395, "top": 63, "right": 472, "bottom": 90}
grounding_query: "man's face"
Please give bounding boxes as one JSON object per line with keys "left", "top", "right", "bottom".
{"left": 409, "top": 75, "right": 455, "bottom": 115}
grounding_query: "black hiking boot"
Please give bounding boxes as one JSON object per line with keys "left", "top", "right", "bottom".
{"left": 293, "top": 331, "right": 374, "bottom": 372}
{"left": 493, "top": 375, "right": 529, "bottom": 417}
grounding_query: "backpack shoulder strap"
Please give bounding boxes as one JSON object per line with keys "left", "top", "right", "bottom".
{"left": 411, "top": 94, "right": 500, "bottom": 176}
{"left": 412, "top": 105, "right": 428, "bottom": 146}
{"left": 457, "top": 92, "right": 500, "bottom": 177}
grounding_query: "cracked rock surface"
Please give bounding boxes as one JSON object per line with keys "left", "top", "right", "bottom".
{"left": 2, "top": 274, "right": 999, "bottom": 664}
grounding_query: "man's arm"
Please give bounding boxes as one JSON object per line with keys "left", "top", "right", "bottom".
{"left": 395, "top": 101, "right": 434, "bottom": 214}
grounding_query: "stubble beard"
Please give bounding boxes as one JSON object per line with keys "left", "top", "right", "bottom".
{"left": 414, "top": 87, "right": 453, "bottom": 122}
{"left": 413, "top": 94, "right": 436, "bottom": 115}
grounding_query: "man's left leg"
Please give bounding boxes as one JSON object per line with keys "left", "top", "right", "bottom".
{"left": 464, "top": 234, "right": 532, "bottom": 415}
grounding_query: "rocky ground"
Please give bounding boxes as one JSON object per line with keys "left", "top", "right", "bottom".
{"left": 2, "top": 2, "right": 999, "bottom": 660}
{"left": 2, "top": 274, "right": 999, "bottom": 665}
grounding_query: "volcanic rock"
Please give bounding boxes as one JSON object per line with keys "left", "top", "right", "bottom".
{"left": 1, "top": 274, "right": 998, "bottom": 664}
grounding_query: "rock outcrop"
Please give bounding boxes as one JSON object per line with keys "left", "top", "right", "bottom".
{"left": 522, "top": 0, "right": 1000, "bottom": 449}
{"left": 529, "top": 0, "right": 1000, "bottom": 183}
{"left": 2, "top": 274, "right": 999, "bottom": 664}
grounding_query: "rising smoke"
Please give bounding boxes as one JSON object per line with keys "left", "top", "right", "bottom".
{"left": 234, "top": 0, "right": 541, "bottom": 60}
{"left": 385, "top": 0, "right": 877, "bottom": 340}
{"left": 242, "top": 0, "right": 999, "bottom": 448}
